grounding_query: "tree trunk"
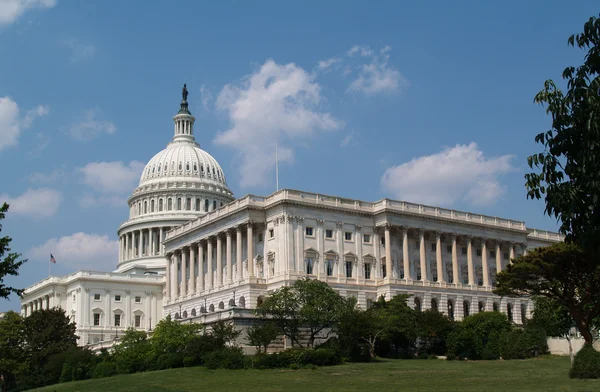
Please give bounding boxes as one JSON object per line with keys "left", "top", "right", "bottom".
{"left": 567, "top": 336, "right": 574, "bottom": 367}
{"left": 571, "top": 310, "right": 593, "bottom": 344}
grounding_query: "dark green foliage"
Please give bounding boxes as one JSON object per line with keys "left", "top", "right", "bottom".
{"left": 246, "top": 321, "right": 279, "bottom": 353}
{"left": 112, "top": 329, "right": 151, "bottom": 374}
{"left": 569, "top": 344, "right": 600, "bottom": 379}
{"left": 93, "top": 362, "right": 117, "bottom": 379}
{"left": 182, "top": 334, "right": 223, "bottom": 366}
{"left": 447, "top": 312, "right": 511, "bottom": 360}
{"left": 0, "top": 311, "right": 24, "bottom": 392}
{"left": 210, "top": 320, "right": 241, "bottom": 347}
{"left": 47, "top": 347, "right": 96, "bottom": 384}
{"left": 495, "top": 243, "right": 600, "bottom": 344}
{"left": 248, "top": 348, "right": 342, "bottom": 369}
{"left": 203, "top": 347, "right": 245, "bottom": 370}
{"left": 416, "top": 310, "right": 456, "bottom": 355}
{"left": 0, "top": 203, "right": 27, "bottom": 299}
{"left": 149, "top": 316, "right": 201, "bottom": 365}
{"left": 499, "top": 327, "right": 548, "bottom": 360}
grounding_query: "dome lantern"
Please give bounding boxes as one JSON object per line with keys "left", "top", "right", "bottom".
{"left": 172, "top": 83, "right": 196, "bottom": 144}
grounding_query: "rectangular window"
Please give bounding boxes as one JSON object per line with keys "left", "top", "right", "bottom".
{"left": 447, "top": 245, "right": 452, "bottom": 253}
{"left": 504, "top": 252, "right": 509, "bottom": 260}
{"left": 269, "top": 228, "right": 274, "bottom": 238}
{"left": 114, "top": 314, "right": 121, "bottom": 327}
{"left": 115, "top": 295, "right": 121, "bottom": 302}
{"left": 363, "top": 234, "right": 371, "bottom": 243}
{"left": 325, "top": 229, "right": 333, "bottom": 239}
{"left": 326, "top": 260, "right": 334, "bottom": 276}
{"left": 461, "top": 247, "right": 467, "bottom": 255}
{"left": 258, "top": 233, "right": 264, "bottom": 242}
{"left": 364, "top": 264, "right": 371, "bottom": 279}
{"left": 344, "top": 232, "right": 352, "bottom": 241}
{"left": 306, "top": 258, "right": 314, "bottom": 275}
{"left": 345, "top": 261, "right": 353, "bottom": 278}
{"left": 93, "top": 313, "right": 100, "bottom": 326}
{"left": 476, "top": 249, "right": 482, "bottom": 257}
{"left": 134, "top": 315, "right": 141, "bottom": 328}
{"left": 305, "top": 227, "right": 314, "bottom": 236}
{"left": 431, "top": 243, "right": 436, "bottom": 252}
{"left": 381, "top": 237, "right": 385, "bottom": 246}
{"left": 93, "top": 294, "right": 101, "bottom": 301}
{"left": 213, "top": 200, "right": 217, "bottom": 210}
{"left": 135, "top": 296, "right": 141, "bottom": 303}
{"left": 382, "top": 264, "right": 387, "bottom": 278}
{"left": 490, "top": 250, "right": 496, "bottom": 258}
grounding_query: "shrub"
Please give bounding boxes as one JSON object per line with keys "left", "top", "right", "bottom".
{"left": 248, "top": 348, "right": 341, "bottom": 369}
{"left": 500, "top": 327, "right": 548, "bottom": 360}
{"left": 93, "top": 362, "right": 117, "bottom": 379}
{"left": 203, "top": 347, "right": 245, "bottom": 370}
{"left": 569, "top": 344, "right": 600, "bottom": 379}
{"left": 155, "top": 353, "right": 184, "bottom": 370}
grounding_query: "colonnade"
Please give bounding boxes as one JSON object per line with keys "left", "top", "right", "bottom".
{"left": 165, "top": 223, "right": 255, "bottom": 301}
{"left": 119, "top": 226, "right": 171, "bottom": 262}
{"left": 22, "top": 294, "right": 52, "bottom": 317}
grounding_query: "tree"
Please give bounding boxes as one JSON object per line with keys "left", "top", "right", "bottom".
{"left": 0, "top": 203, "right": 27, "bottom": 299}
{"left": 256, "top": 278, "right": 351, "bottom": 348}
{"left": 530, "top": 296, "right": 575, "bottom": 365}
{"left": 416, "top": 309, "right": 456, "bottom": 355}
{"left": 149, "top": 316, "right": 200, "bottom": 369}
{"left": 494, "top": 243, "right": 600, "bottom": 344}
{"left": 525, "top": 14, "right": 600, "bottom": 255}
{"left": 112, "top": 328, "right": 151, "bottom": 374}
{"left": 20, "top": 308, "right": 78, "bottom": 388}
{"left": 246, "top": 321, "right": 279, "bottom": 353}
{"left": 0, "top": 311, "right": 24, "bottom": 392}
{"left": 210, "top": 320, "right": 241, "bottom": 347}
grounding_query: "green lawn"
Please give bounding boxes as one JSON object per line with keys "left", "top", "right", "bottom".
{"left": 34, "top": 357, "right": 599, "bottom": 392}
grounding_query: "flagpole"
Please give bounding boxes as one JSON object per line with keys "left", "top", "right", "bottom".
{"left": 49, "top": 259, "right": 51, "bottom": 277}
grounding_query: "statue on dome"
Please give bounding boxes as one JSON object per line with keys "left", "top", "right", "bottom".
{"left": 182, "top": 84, "right": 188, "bottom": 102}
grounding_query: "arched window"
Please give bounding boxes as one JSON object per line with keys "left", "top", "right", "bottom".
{"left": 478, "top": 301, "right": 485, "bottom": 312}
{"left": 493, "top": 302, "right": 499, "bottom": 312}
{"left": 507, "top": 303, "right": 513, "bottom": 322}
{"left": 167, "top": 198, "right": 173, "bottom": 211}
{"left": 204, "top": 199, "right": 209, "bottom": 212}
{"left": 178, "top": 163, "right": 182, "bottom": 171}
{"left": 257, "top": 296, "right": 264, "bottom": 307}
{"left": 186, "top": 163, "right": 190, "bottom": 171}
{"left": 186, "top": 198, "right": 191, "bottom": 210}
{"left": 195, "top": 198, "right": 200, "bottom": 211}
{"left": 463, "top": 300, "right": 470, "bottom": 317}
{"left": 177, "top": 198, "right": 182, "bottom": 210}
{"left": 431, "top": 298, "right": 438, "bottom": 312}
{"left": 447, "top": 300, "right": 455, "bottom": 320}
{"left": 144, "top": 201, "right": 147, "bottom": 214}
{"left": 521, "top": 304, "right": 527, "bottom": 323}
{"left": 414, "top": 297, "right": 422, "bottom": 312}
{"left": 138, "top": 202, "right": 141, "bottom": 215}
{"left": 213, "top": 200, "right": 217, "bottom": 210}
{"left": 209, "top": 304, "right": 215, "bottom": 312}
{"left": 159, "top": 198, "right": 163, "bottom": 211}
{"left": 218, "top": 301, "right": 225, "bottom": 310}
{"left": 193, "top": 163, "right": 197, "bottom": 172}
{"left": 150, "top": 199, "right": 155, "bottom": 212}
{"left": 191, "top": 308, "right": 196, "bottom": 317}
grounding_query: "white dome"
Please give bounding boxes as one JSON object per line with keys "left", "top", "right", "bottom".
{"left": 139, "top": 140, "right": 228, "bottom": 188}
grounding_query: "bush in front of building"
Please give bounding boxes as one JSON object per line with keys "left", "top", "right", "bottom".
{"left": 569, "top": 344, "right": 600, "bottom": 379}
{"left": 203, "top": 347, "right": 246, "bottom": 370}
{"left": 499, "top": 325, "right": 548, "bottom": 360}
{"left": 247, "top": 348, "right": 342, "bottom": 369}
{"left": 92, "top": 361, "right": 118, "bottom": 379}
{"left": 447, "top": 312, "right": 511, "bottom": 360}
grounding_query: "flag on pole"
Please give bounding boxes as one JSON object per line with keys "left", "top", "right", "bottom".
{"left": 50, "top": 254, "right": 57, "bottom": 264}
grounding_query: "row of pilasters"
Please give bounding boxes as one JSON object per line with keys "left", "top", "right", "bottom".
{"left": 166, "top": 223, "right": 255, "bottom": 301}
{"left": 22, "top": 294, "right": 52, "bottom": 317}
{"left": 383, "top": 225, "right": 525, "bottom": 287}
{"left": 119, "top": 226, "right": 170, "bottom": 262}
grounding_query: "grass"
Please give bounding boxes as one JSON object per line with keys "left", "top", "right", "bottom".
{"left": 34, "top": 356, "right": 599, "bottom": 392}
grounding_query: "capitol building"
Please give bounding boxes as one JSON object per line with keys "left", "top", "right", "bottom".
{"left": 20, "top": 86, "right": 563, "bottom": 347}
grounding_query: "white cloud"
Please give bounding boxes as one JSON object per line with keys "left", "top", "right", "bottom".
{"left": 29, "top": 168, "right": 67, "bottom": 184}
{"left": 381, "top": 142, "right": 514, "bottom": 206}
{"left": 0, "top": 0, "right": 56, "bottom": 27}
{"left": 0, "top": 97, "right": 49, "bottom": 152}
{"left": 215, "top": 60, "right": 343, "bottom": 188}
{"left": 29, "top": 232, "right": 118, "bottom": 271}
{"left": 317, "top": 57, "right": 341, "bottom": 71}
{"left": 0, "top": 188, "right": 62, "bottom": 218}
{"left": 347, "top": 45, "right": 406, "bottom": 95}
{"left": 59, "top": 37, "right": 96, "bottom": 63}
{"left": 340, "top": 131, "right": 357, "bottom": 148}
{"left": 77, "top": 160, "right": 144, "bottom": 206}
{"left": 199, "top": 84, "right": 213, "bottom": 112}
{"left": 68, "top": 108, "right": 116, "bottom": 141}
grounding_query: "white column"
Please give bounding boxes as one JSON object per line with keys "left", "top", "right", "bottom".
{"left": 207, "top": 239, "right": 213, "bottom": 290}
{"left": 402, "top": 227, "right": 411, "bottom": 280}
{"left": 165, "top": 254, "right": 171, "bottom": 301}
{"left": 384, "top": 225, "right": 392, "bottom": 280}
{"left": 247, "top": 223, "right": 255, "bottom": 278}
{"left": 159, "top": 227, "right": 164, "bottom": 255}
{"left": 170, "top": 255, "right": 177, "bottom": 299}
{"left": 118, "top": 236, "right": 122, "bottom": 262}
{"left": 523, "top": 243, "right": 528, "bottom": 256}
{"left": 467, "top": 236, "right": 474, "bottom": 285}
{"left": 356, "top": 225, "right": 363, "bottom": 279}
{"left": 198, "top": 242, "right": 204, "bottom": 292}
{"left": 150, "top": 228, "right": 155, "bottom": 256}
{"left": 124, "top": 233, "right": 129, "bottom": 260}
{"left": 226, "top": 230, "right": 232, "bottom": 284}
{"left": 495, "top": 242, "right": 502, "bottom": 273}
{"left": 236, "top": 227, "right": 243, "bottom": 282}
{"left": 216, "top": 234, "right": 223, "bottom": 287}
{"left": 189, "top": 245, "right": 196, "bottom": 296}
{"left": 436, "top": 232, "right": 444, "bottom": 283}
{"left": 419, "top": 229, "right": 427, "bottom": 281}
{"left": 181, "top": 250, "right": 187, "bottom": 297}
{"left": 137, "top": 230, "right": 142, "bottom": 257}
{"left": 451, "top": 234, "right": 459, "bottom": 284}
{"left": 509, "top": 243, "right": 515, "bottom": 264}
{"left": 337, "top": 222, "right": 344, "bottom": 280}
{"left": 481, "top": 239, "right": 490, "bottom": 287}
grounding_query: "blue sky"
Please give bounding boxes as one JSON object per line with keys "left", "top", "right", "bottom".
{"left": 0, "top": 0, "right": 597, "bottom": 310}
